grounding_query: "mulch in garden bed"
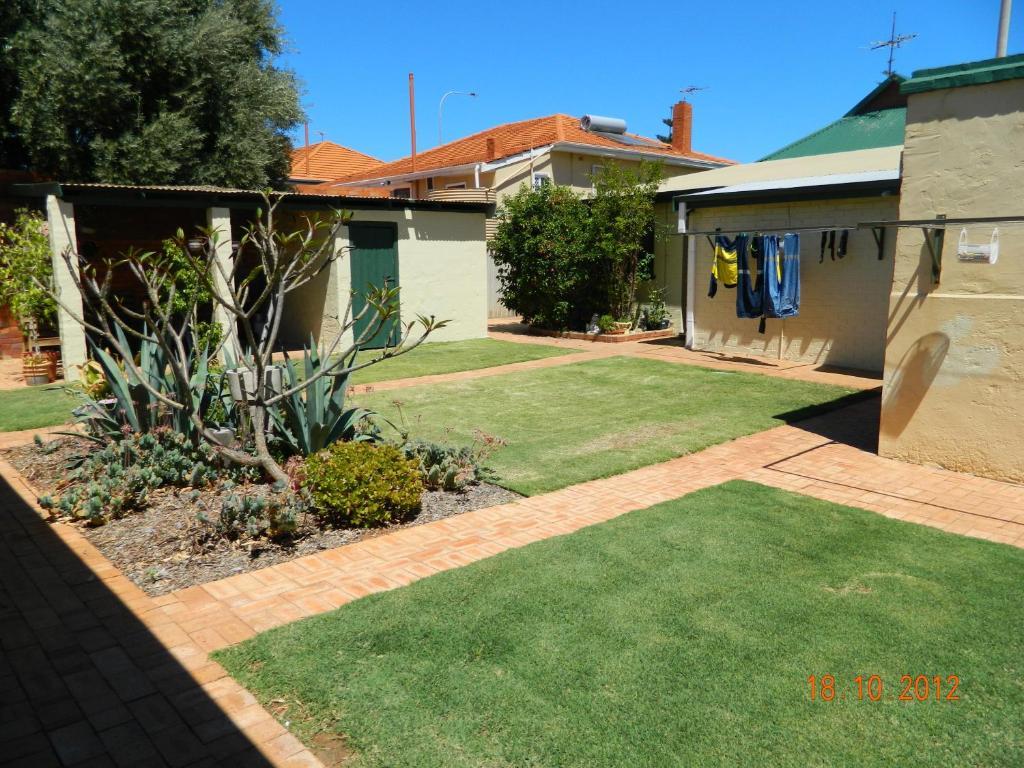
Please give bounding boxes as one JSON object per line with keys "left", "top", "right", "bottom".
{"left": 2, "top": 437, "right": 521, "bottom": 596}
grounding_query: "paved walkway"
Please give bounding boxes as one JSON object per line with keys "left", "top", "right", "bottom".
{"left": 0, "top": 466, "right": 322, "bottom": 767}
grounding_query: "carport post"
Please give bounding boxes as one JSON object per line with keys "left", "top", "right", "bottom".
{"left": 206, "top": 207, "right": 238, "bottom": 352}
{"left": 45, "top": 195, "right": 86, "bottom": 380}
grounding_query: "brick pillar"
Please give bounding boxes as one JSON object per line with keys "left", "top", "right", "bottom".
{"left": 45, "top": 195, "right": 86, "bottom": 380}
{"left": 671, "top": 101, "right": 693, "bottom": 154}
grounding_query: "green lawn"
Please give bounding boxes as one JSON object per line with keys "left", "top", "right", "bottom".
{"left": 348, "top": 338, "right": 573, "bottom": 385}
{"left": 217, "top": 481, "right": 1024, "bottom": 767}
{"left": 0, "top": 384, "right": 79, "bottom": 432}
{"left": 357, "top": 356, "right": 858, "bottom": 495}
{"left": 0, "top": 339, "right": 570, "bottom": 433}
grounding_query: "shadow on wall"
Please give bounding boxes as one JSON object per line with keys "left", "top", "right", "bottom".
{"left": 0, "top": 471, "right": 274, "bottom": 766}
{"left": 880, "top": 331, "right": 950, "bottom": 439}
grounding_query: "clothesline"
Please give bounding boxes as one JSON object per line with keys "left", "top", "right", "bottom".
{"left": 678, "top": 225, "right": 862, "bottom": 236}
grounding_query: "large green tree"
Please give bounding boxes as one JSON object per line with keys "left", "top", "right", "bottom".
{"left": 7, "top": 0, "right": 302, "bottom": 187}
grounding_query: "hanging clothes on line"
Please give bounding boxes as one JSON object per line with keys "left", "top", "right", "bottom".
{"left": 735, "top": 234, "right": 762, "bottom": 319}
{"left": 818, "top": 229, "right": 849, "bottom": 261}
{"left": 737, "top": 233, "right": 800, "bottom": 333}
{"left": 708, "top": 235, "right": 740, "bottom": 297}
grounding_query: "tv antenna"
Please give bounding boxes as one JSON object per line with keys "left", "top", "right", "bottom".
{"left": 680, "top": 86, "right": 707, "bottom": 101}
{"left": 870, "top": 12, "right": 917, "bottom": 77}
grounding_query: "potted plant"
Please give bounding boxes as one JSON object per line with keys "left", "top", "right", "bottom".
{"left": 613, "top": 318, "right": 632, "bottom": 333}
{"left": 598, "top": 314, "right": 621, "bottom": 335}
{"left": 644, "top": 287, "right": 671, "bottom": 331}
{"left": 22, "top": 351, "right": 50, "bottom": 386}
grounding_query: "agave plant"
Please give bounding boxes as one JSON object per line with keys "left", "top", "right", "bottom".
{"left": 274, "top": 342, "right": 384, "bottom": 456}
{"left": 73, "top": 325, "right": 229, "bottom": 442}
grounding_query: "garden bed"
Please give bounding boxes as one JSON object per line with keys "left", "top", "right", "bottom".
{"left": 2, "top": 437, "right": 520, "bottom": 596}
{"left": 527, "top": 327, "right": 677, "bottom": 343}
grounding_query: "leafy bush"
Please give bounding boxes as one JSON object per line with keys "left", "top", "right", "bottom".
{"left": 490, "top": 162, "right": 661, "bottom": 330}
{"left": 401, "top": 433, "right": 504, "bottom": 492}
{"left": 597, "top": 314, "right": 616, "bottom": 334}
{"left": 490, "top": 183, "right": 595, "bottom": 329}
{"left": 303, "top": 442, "right": 422, "bottom": 528}
{"left": 40, "top": 429, "right": 232, "bottom": 525}
{"left": 0, "top": 208, "right": 56, "bottom": 345}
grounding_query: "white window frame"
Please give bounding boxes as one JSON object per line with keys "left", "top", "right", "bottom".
{"left": 532, "top": 172, "right": 551, "bottom": 190}
{"left": 590, "top": 164, "right": 605, "bottom": 185}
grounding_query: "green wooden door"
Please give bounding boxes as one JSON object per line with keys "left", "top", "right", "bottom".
{"left": 349, "top": 222, "right": 400, "bottom": 349}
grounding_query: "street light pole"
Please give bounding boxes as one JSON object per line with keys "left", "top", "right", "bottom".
{"left": 438, "top": 90, "right": 477, "bottom": 144}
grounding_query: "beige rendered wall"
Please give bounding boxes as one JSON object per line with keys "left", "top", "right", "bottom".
{"left": 879, "top": 78, "right": 1024, "bottom": 481}
{"left": 652, "top": 201, "right": 685, "bottom": 331}
{"left": 687, "top": 197, "right": 898, "bottom": 373}
{"left": 340, "top": 208, "right": 487, "bottom": 345}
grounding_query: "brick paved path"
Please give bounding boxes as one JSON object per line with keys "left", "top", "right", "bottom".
{"left": 0, "top": 467, "right": 321, "bottom": 768}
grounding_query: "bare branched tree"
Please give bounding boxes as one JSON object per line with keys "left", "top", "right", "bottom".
{"left": 40, "top": 193, "right": 446, "bottom": 482}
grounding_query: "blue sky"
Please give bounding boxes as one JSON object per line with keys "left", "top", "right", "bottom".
{"left": 277, "top": 1, "right": 1021, "bottom": 164}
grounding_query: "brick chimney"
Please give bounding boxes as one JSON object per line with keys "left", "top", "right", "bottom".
{"left": 671, "top": 100, "right": 692, "bottom": 154}
{"left": 485, "top": 136, "right": 503, "bottom": 161}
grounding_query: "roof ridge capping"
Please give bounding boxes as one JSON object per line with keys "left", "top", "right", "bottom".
{"left": 902, "top": 52, "right": 1024, "bottom": 94}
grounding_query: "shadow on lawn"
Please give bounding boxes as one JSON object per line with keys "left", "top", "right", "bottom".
{"left": 0, "top": 470, "right": 273, "bottom": 767}
{"left": 775, "top": 390, "right": 881, "bottom": 453}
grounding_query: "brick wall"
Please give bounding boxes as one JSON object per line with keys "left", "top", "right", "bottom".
{"left": 688, "top": 196, "right": 898, "bottom": 373}
{"left": 0, "top": 305, "right": 22, "bottom": 358}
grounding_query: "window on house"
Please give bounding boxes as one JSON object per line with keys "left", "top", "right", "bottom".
{"left": 532, "top": 173, "right": 551, "bottom": 190}
{"left": 590, "top": 164, "right": 605, "bottom": 184}
{"left": 445, "top": 182, "right": 467, "bottom": 190}
{"left": 426, "top": 177, "right": 434, "bottom": 191}
{"left": 390, "top": 187, "right": 411, "bottom": 199}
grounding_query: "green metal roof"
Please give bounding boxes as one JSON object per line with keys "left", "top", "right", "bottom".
{"left": 902, "top": 53, "right": 1024, "bottom": 94}
{"left": 760, "top": 108, "right": 906, "bottom": 161}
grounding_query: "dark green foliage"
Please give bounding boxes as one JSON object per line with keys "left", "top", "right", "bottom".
{"left": 7, "top": 0, "right": 301, "bottom": 186}
{"left": 401, "top": 438, "right": 497, "bottom": 492}
{"left": 303, "top": 442, "right": 422, "bottom": 528}
{"left": 490, "top": 183, "right": 595, "bottom": 329}
{"left": 597, "top": 314, "right": 616, "bottom": 334}
{"left": 490, "top": 162, "right": 660, "bottom": 330}
{"left": 45, "top": 429, "right": 227, "bottom": 525}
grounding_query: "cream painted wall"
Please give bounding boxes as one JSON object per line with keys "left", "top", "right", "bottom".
{"left": 652, "top": 201, "right": 685, "bottom": 331}
{"left": 879, "top": 78, "right": 1024, "bottom": 481}
{"left": 687, "top": 197, "right": 898, "bottom": 373}
{"left": 279, "top": 207, "right": 487, "bottom": 348}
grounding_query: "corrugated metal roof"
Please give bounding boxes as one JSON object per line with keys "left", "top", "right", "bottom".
{"left": 902, "top": 52, "right": 1024, "bottom": 94}
{"left": 683, "top": 169, "right": 900, "bottom": 198}
{"left": 761, "top": 108, "right": 905, "bottom": 161}
{"left": 659, "top": 146, "right": 902, "bottom": 195}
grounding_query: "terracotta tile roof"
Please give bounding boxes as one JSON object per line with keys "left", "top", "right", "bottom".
{"left": 291, "top": 179, "right": 390, "bottom": 197}
{"left": 335, "top": 114, "right": 734, "bottom": 183}
{"left": 289, "top": 141, "right": 383, "bottom": 181}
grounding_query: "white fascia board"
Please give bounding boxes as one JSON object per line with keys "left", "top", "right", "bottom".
{"left": 480, "top": 145, "right": 554, "bottom": 172}
{"left": 551, "top": 142, "right": 726, "bottom": 169}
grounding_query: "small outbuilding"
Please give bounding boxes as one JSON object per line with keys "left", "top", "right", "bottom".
{"left": 3, "top": 183, "right": 492, "bottom": 379}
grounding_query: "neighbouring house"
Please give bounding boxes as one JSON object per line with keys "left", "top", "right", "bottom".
{"left": 288, "top": 140, "right": 389, "bottom": 197}
{"left": 2, "top": 182, "right": 492, "bottom": 380}
{"left": 654, "top": 77, "right": 907, "bottom": 373}
{"left": 878, "top": 53, "right": 1024, "bottom": 482}
{"left": 329, "top": 103, "right": 734, "bottom": 317}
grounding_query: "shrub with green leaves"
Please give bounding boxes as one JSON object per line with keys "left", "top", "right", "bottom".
{"left": 302, "top": 442, "right": 422, "bottom": 528}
